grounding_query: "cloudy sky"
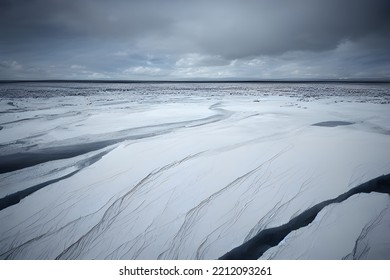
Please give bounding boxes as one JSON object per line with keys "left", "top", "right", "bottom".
{"left": 1, "top": 0, "right": 389, "bottom": 80}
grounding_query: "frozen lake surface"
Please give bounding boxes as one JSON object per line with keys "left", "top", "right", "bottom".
{"left": 0, "top": 82, "right": 390, "bottom": 259}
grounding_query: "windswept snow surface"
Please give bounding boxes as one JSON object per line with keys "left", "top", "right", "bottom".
{"left": 0, "top": 82, "right": 389, "bottom": 259}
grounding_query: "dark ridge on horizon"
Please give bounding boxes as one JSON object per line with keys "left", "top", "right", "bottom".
{"left": 1, "top": 79, "right": 390, "bottom": 84}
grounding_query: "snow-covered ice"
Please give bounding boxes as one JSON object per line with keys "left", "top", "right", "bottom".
{"left": 0, "top": 82, "right": 389, "bottom": 259}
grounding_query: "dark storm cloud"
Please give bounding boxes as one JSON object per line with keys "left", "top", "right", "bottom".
{"left": 195, "top": 0, "right": 390, "bottom": 58}
{"left": 0, "top": 0, "right": 172, "bottom": 44}
{"left": 0, "top": 0, "right": 389, "bottom": 79}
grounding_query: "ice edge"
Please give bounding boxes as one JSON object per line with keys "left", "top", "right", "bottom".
{"left": 219, "top": 173, "right": 390, "bottom": 260}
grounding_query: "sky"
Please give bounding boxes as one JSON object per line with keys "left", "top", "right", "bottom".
{"left": 1, "top": 0, "right": 389, "bottom": 80}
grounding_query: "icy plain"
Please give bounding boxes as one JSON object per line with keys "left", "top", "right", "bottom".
{"left": 0, "top": 82, "right": 389, "bottom": 259}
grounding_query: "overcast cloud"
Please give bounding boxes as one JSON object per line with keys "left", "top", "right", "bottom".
{"left": 0, "top": 0, "right": 389, "bottom": 80}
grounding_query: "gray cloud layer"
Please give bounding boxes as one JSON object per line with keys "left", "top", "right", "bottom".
{"left": 1, "top": 0, "right": 389, "bottom": 79}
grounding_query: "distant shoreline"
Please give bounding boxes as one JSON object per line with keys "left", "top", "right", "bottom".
{"left": 1, "top": 79, "right": 390, "bottom": 84}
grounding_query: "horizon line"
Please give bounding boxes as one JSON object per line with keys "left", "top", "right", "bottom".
{"left": 1, "top": 78, "right": 390, "bottom": 84}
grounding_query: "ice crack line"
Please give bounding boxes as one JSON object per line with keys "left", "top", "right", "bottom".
{"left": 55, "top": 152, "right": 203, "bottom": 259}
{"left": 219, "top": 173, "right": 390, "bottom": 260}
{"left": 0, "top": 149, "right": 112, "bottom": 212}
{"left": 0, "top": 102, "right": 231, "bottom": 174}
{"left": 159, "top": 149, "right": 288, "bottom": 259}
{"left": 342, "top": 205, "right": 389, "bottom": 260}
